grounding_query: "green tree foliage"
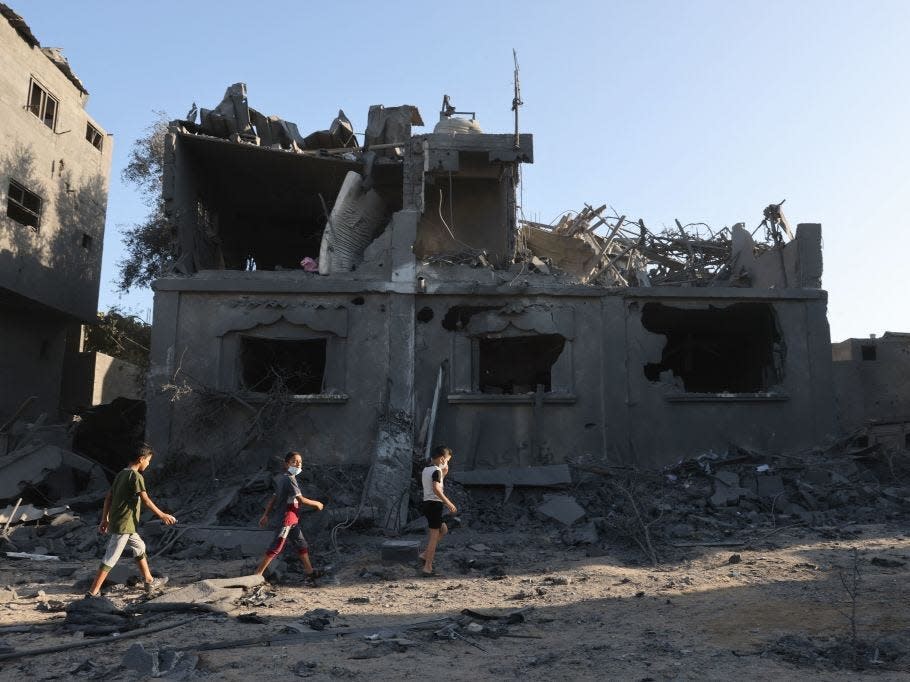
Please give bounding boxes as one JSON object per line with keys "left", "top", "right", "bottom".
{"left": 117, "top": 113, "right": 178, "bottom": 291}
{"left": 83, "top": 308, "right": 151, "bottom": 369}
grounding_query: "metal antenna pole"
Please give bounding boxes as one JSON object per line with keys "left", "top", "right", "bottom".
{"left": 512, "top": 48, "right": 523, "bottom": 150}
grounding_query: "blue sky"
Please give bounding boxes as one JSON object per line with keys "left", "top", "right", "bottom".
{"left": 14, "top": 0, "right": 910, "bottom": 341}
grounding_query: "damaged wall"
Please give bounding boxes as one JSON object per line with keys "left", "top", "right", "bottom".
{"left": 832, "top": 332, "right": 910, "bottom": 447}
{"left": 411, "top": 288, "right": 835, "bottom": 470}
{"left": 147, "top": 82, "right": 839, "bottom": 537}
{"left": 147, "top": 279, "right": 403, "bottom": 469}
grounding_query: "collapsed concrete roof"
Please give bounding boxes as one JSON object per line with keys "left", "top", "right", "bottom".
{"left": 0, "top": 3, "right": 89, "bottom": 95}
{"left": 165, "top": 82, "right": 816, "bottom": 294}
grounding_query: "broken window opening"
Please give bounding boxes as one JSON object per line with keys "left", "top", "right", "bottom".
{"left": 28, "top": 79, "right": 58, "bottom": 130}
{"left": 642, "top": 302, "right": 783, "bottom": 393}
{"left": 6, "top": 180, "right": 42, "bottom": 230}
{"left": 477, "top": 334, "right": 566, "bottom": 395}
{"left": 240, "top": 337, "right": 327, "bottom": 395}
{"left": 85, "top": 122, "right": 103, "bottom": 150}
{"left": 861, "top": 345, "right": 877, "bottom": 361}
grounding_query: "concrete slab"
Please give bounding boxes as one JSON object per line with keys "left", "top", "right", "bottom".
{"left": 381, "top": 540, "right": 419, "bottom": 564}
{"left": 536, "top": 495, "right": 586, "bottom": 526}
{"left": 144, "top": 579, "right": 245, "bottom": 613}
{"left": 755, "top": 474, "right": 785, "bottom": 499}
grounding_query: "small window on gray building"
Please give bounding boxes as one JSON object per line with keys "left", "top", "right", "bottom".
{"left": 240, "top": 337, "right": 326, "bottom": 395}
{"left": 861, "top": 345, "right": 876, "bottom": 361}
{"left": 85, "top": 122, "right": 103, "bottom": 150}
{"left": 477, "top": 334, "right": 566, "bottom": 394}
{"left": 642, "top": 302, "right": 783, "bottom": 393}
{"left": 81, "top": 233, "right": 93, "bottom": 249}
{"left": 28, "top": 79, "right": 58, "bottom": 130}
{"left": 7, "top": 180, "right": 42, "bottom": 230}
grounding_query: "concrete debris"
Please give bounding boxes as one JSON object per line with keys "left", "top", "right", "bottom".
{"left": 380, "top": 539, "right": 419, "bottom": 564}
{"left": 122, "top": 642, "right": 198, "bottom": 679}
{"left": 563, "top": 520, "right": 599, "bottom": 545}
{"left": 302, "top": 608, "right": 338, "bottom": 630}
{"left": 536, "top": 494, "right": 586, "bottom": 526}
{"left": 5, "top": 551, "right": 59, "bottom": 561}
{"left": 144, "top": 575, "right": 263, "bottom": 614}
{"left": 123, "top": 642, "right": 158, "bottom": 676}
{"left": 518, "top": 200, "right": 819, "bottom": 289}
{"left": 65, "top": 595, "right": 130, "bottom": 628}
{"left": 0, "top": 503, "right": 70, "bottom": 526}
{"left": 710, "top": 471, "right": 752, "bottom": 507}
{"left": 0, "top": 444, "right": 106, "bottom": 504}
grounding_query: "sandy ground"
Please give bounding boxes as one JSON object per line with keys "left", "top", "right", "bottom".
{"left": 1, "top": 520, "right": 909, "bottom": 681}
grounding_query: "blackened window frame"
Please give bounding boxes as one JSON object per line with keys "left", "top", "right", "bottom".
{"left": 6, "top": 179, "right": 42, "bottom": 230}
{"left": 85, "top": 122, "right": 103, "bottom": 151}
{"left": 28, "top": 78, "right": 58, "bottom": 131}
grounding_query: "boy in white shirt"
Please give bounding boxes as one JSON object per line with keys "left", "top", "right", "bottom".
{"left": 419, "top": 446, "right": 457, "bottom": 576}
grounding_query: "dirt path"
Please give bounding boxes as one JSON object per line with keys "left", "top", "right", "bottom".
{"left": 2, "top": 522, "right": 909, "bottom": 680}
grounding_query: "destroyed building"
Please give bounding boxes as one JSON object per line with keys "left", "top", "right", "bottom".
{"left": 0, "top": 4, "right": 112, "bottom": 424}
{"left": 147, "top": 84, "right": 836, "bottom": 527}
{"left": 832, "top": 331, "right": 910, "bottom": 451}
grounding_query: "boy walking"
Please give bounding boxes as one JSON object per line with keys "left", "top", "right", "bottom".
{"left": 419, "top": 446, "right": 457, "bottom": 576}
{"left": 87, "top": 444, "right": 176, "bottom": 596}
{"left": 255, "top": 451, "right": 325, "bottom": 585}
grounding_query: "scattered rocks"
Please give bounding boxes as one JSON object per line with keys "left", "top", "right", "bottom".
{"left": 122, "top": 643, "right": 198, "bottom": 679}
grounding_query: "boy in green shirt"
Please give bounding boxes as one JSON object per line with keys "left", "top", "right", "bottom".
{"left": 87, "top": 444, "right": 176, "bottom": 596}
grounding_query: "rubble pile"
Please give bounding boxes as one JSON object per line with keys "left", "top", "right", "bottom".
{"left": 442, "top": 440, "right": 910, "bottom": 562}
{"left": 517, "top": 200, "right": 795, "bottom": 288}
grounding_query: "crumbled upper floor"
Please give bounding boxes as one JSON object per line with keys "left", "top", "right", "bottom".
{"left": 162, "top": 83, "right": 820, "bottom": 293}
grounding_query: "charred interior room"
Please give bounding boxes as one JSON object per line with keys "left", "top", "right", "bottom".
{"left": 641, "top": 301, "right": 784, "bottom": 393}
{"left": 174, "top": 133, "right": 402, "bottom": 271}
{"left": 478, "top": 334, "right": 566, "bottom": 394}
{"left": 415, "top": 150, "right": 518, "bottom": 263}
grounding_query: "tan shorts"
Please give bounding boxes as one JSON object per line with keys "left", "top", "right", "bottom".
{"left": 101, "top": 533, "right": 146, "bottom": 569}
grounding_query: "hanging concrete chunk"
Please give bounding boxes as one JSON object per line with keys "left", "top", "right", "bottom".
{"left": 318, "top": 171, "right": 389, "bottom": 275}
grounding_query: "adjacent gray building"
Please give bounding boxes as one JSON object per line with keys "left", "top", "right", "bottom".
{"left": 0, "top": 4, "right": 112, "bottom": 422}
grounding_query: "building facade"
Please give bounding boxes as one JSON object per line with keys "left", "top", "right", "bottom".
{"left": 147, "top": 85, "right": 836, "bottom": 526}
{"left": 0, "top": 4, "right": 112, "bottom": 422}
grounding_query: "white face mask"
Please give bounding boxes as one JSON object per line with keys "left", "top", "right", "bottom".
{"left": 287, "top": 466, "right": 301, "bottom": 476}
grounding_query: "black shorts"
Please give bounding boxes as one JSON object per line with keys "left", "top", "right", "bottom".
{"left": 421, "top": 500, "right": 445, "bottom": 530}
